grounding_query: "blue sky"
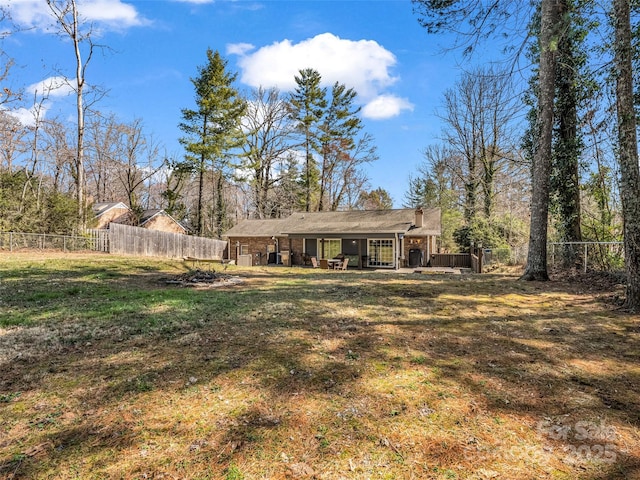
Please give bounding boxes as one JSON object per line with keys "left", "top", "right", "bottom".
{"left": 1, "top": 0, "right": 480, "bottom": 207}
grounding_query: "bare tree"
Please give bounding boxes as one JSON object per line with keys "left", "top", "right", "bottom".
{"left": 0, "top": 7, "right": 20, "bottom": 109}
{"left": 439, "top": 67, "right": 519, "bottom": 223}
{"left": 327, "top": 132, "right": 378, "bottom": 211}
{"left": 85, "top": 114, "right": 122, "bottom": 202}
{"left": 341, "top": 169, "right": 370, "bottom": 210}
{"left": 0, "top": 111, "right": 28, "bottom": 173}
{"left": 46, "top": 0, "right": 97, "bottom": 230}
{"left": 240, "top": 87, "right": 297, "bottom": 218}
{"left": 41, "top": 117, "right": 74, "bottom": 193}
{"left": 114, "top": 119, "right": 162, "bottom": 215}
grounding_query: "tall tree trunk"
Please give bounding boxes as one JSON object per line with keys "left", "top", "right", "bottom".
{"left": 47, "top": 0, "right": 89, "bottom": 231}
{"left": 305, "top": 150, "right": 312, "bottom": 212}
{"left": 215, "top": 170, "right": 225, "bottom": 238}
{"left": 196, "top": 155, "right": 204, "bottom": 236}
{"left": 554, "top": 0, "right": 582, "bottom": 268}
{"left": 521, "top": 0, "right": 562, "bottom": 281}
{"left": 73, "top": 2, "right": 86, "bottom": 231}
{"left": 613, "top": 0, "right": 640, "bottom": 311}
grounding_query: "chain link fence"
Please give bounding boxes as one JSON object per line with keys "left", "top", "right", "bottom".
{"left": 482, "top": 242, "right": 624, "bottom": 273}
{"left": 548, "top": 242, "right": 624, "bottom": 273}
{"left": 482, "top": 246, "right": 528, "bottom": 266}
{"left": 0, "top": 231, "right": 108, "bottom": 253}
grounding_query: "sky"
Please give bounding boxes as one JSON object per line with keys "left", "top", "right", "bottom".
{"left": 1, "top": 0, "right": 487, "bottom": 208}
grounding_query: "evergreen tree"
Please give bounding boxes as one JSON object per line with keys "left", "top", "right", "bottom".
{"left": 288, "top": 68, "right": 326, "bottom": 212}
{"left": 0, "top": 169, "right": 79, "bottom": 233}
{"left": 357, "top": 187, "right": 393, "bottom": 210}
{"left": 179, "top": 49, "right": 246, "bottom": 237}
{"left": 318, "top": 82, "right": 362, "bottom": 211}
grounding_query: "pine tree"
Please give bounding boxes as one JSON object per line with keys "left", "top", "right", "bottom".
{"left": 318, "top": 82, "right": 362, "bottom": 211}
{"left": 179, "top": 49, "right": 246, "bottom": 236}
{"left": 288, "top": 68, "right": 326, "bottom": 212}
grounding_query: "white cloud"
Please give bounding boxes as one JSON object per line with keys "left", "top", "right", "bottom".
{"left": 5, "top": 0, "right": 147, "bottom": 32}
{"left": 3, "top": 106, "right": 45, "bottom": 127}
{"left": 361, "top": 94, "right": 413, "bottom": 120}
{"left": 1, "top": 76, "right": 75, "bottom": 126}
{"left": 26, "top": 76, "right": 75, "bottom": 98}
{"left": 226, "top": 42, "right": 255, "bottom": 56}
{"left": 80, "top": 0, "right": 146, "bottom": 27}
{"left": 232, "top": 33, "right": 398, "bottom": 101}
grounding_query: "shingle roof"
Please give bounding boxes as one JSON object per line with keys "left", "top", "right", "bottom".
{"left": 222, "top": 218, "right": 294, "bottom": 238}
{"left": 93, "top": 202, "right": 129, "bottom": 216}
{"left": 138, "top": 209, "right": 186, "bottom": 231}
{"left": 223, "top": 208, "right": 441, "bottom": 237}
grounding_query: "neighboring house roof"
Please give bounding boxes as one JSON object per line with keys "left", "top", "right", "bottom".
{"left": 138, "top": 209, "right": 187, "bottom": 232}
{"left": 93, "top": 202, "right": 129, "bottom": 217}
{"left": 223, "top": 208, "right": 441, "bottom": 238}
{"left": 92, "top": 203, "right": 186, "bottom": 232}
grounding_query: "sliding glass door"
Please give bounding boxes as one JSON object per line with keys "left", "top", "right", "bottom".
{"left": 368, "top": 239, "right": 394, "bottom": 267}
{"left": 317, "top": 239, "right": 341, "bottom": 259}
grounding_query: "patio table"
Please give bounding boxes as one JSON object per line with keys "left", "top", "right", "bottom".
{"left": 327, "top": 259, "right": 342, "bottom": 269}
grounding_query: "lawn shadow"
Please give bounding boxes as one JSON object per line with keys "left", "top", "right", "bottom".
{"left": 1, "top": 264, "right": 638, "bottom": 478}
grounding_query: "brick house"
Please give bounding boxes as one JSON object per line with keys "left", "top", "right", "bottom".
{"left": 92, "top": 202, "right": 130, "bottom": 229}
{"left": 222, "top": 207, "right": 440, "bottom": 269}
{"left": 92, "top": 202, "right": 186, "bottom": 234}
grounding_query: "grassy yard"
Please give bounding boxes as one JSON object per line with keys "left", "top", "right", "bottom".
{"left": 0, "top": 252, "right": 639, "bottom": 480}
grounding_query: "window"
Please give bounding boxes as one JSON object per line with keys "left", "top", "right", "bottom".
{"left": 240, "top": 244, "right": 249, "bottom": 255}
{"left": 368, "top": 239, "right": 394, "bottom": 267}
{"left": 318, "top": 239, "right": 341, "bottom": 259}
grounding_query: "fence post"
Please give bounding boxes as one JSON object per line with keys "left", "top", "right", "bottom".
{"left": 9, "top": 232, "right": 12, "bottom": 252}
{"left": 584, "top": 243, "right": 588, "bottom": 273}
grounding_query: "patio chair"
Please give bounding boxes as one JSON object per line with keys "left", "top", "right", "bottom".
{"left": 338, "top": 257, "right": 349, "bottom": 270}
{"left": 310, "top": 256, "right": 319, "bottom": 268}
{"left": 319, "top": 259, "right": 329, "bottom": 269}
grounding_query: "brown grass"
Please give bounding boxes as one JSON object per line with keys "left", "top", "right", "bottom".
{"left": 0, "top": 252, "right": 639, "bottom": 479}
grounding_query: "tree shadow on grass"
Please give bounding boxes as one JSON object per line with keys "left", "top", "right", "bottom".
{"left": 0, "top": 268, "right": 638, "bottom": 478}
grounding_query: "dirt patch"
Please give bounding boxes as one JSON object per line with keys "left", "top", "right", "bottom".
{"left": 165, "top": 269, "right": 244, "bottom": 288}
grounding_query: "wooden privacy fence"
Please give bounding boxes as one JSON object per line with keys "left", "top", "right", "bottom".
{"left": 429, "top": 253, "right": 471, "bottom": 269}
{"left": 108, "top": 223, "right": 227, "bottom": 260}
{"left": 429, "top": 247, "right": 484, "bottom": 273}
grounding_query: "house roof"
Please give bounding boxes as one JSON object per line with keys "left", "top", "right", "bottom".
{"left": 223, "top": 208, "right": 441, "bottom": 238}
{"left": 138, "top": 209, "right": 186, "bottom": 232}
{"left": 92, "top": 203, "right": 186, "bottom": 232}
{"left": 222, "top": 218, "right": 293, "bottom": 238}
{"left": 93, "top": 202, "right": 129, "bottom": 217}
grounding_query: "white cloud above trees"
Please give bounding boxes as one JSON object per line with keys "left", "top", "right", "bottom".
{"left": 3, "top": 76, "right": 75, "bottom": 126}
{"left": 227, "top": 33, "right": 412, "bottom": 120}
{"left": 362, "top": 94, "right": 414, "bottom": 120}
{"left": 26, "top": 76, "right": 76, "bottom": 97}
{"left": 5, "top": 0, "right": 147, "bottom": 32}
